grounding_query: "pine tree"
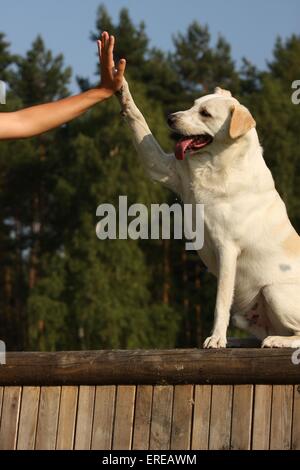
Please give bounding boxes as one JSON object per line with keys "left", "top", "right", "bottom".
{"left": 0, "top": 36, "right": 72, "bottom": 349}
{"left": 0, "top": 33, "right": 16, "bottom": 83}
{"left": 0, "top": 34, "right": 24, "bottom": 348}
{"left": 172, "top": 21, "right": 239, "bottom": 97}
{"left": 61, "top": 82, "right": 180, "bottom": 349}
{"left": 90, "top": 5, "right": 148, "bottom": 82}
{"left": 243, "top": 35, "right": 300, "bottom": 229}
{"left": 1, "top": 11, "right": 299, "bottom": 350}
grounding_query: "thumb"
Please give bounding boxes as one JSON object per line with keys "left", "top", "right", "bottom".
{"left": 115, "top": 59, "right": 126, "bottom": 80}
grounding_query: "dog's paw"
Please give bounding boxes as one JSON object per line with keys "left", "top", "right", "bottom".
{"left": 203, "top": 335, "right": 227, "bottom": 349}
{"left": 262, "top": 335, "right": 300, "bottom": 348}
{"left": 116, "top": 78, "right": 130, "bottom": 102}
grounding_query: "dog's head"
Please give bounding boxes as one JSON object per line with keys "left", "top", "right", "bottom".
{"left": 168, "top": 87, "right": 256, "bottom": 160}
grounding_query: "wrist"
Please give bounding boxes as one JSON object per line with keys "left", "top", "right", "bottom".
{"left": 90, "top": 87, "right": 114, "bottom": 102}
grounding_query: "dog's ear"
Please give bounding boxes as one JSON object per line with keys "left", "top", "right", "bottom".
{"left": 215, "top": 87, "right": 232, "bottom": 97}
{"left": 229, "top": 105, "right": 256, "bottom": 139}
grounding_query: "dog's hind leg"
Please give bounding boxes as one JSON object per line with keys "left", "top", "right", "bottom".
{"left": 117, "top": 79, "right": 181, "bottom": 194}
{"left": 261, "top": 283, "right": 300, "bottom": 348}
{"left": 232, "top": 294, "right": 272, "bottom": 341}
{"left": 232, "top": 313, "right": 268, "bottom": 340}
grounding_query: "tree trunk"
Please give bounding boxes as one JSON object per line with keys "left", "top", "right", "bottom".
{"left": 162, "top": 239, "right": 171, "bottom": 305}
{"left": 195, "top": 262, "right": 202, "bottom": 346}
{"left": 181, "top": 248, "right": 191, "bottom": 344}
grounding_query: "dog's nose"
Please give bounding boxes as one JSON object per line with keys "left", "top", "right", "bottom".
{"left": 167, "top": 114, "right": 177, "bottom": 127}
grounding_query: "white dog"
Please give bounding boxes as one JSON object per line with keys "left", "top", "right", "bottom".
{"left": 118, "top": 80, "right": 300, "bottom": 348}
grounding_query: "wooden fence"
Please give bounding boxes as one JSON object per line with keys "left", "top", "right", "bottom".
{"left": 0, "top": 347, "right": 300, "bottom": 450}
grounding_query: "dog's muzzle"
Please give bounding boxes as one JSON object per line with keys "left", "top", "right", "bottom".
{"left": 167, "top": 114, "right": 177, "bottom": 128}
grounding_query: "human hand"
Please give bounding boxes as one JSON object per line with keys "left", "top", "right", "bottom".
{"left": 98, "top": 31, "right": 126, "bottom": 98}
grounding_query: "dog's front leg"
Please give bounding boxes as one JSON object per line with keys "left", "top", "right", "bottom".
{"left": 117, "top": 79, "right": 181, "bottom": 195}
{"left": 203, "top": 246, "right": 238, "bottom": 348}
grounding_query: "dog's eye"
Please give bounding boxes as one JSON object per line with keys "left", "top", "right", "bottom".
{"left": 200, "top": 109, "right": 212, "bottom": 118}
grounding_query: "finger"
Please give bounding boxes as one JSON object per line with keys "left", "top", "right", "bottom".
{"left": 107, "top": 35, "right": 115, "bottom": 70}
{"left": 101, "top": 32, "right": 105, "bottom": 55}
{"left": 115, "top": 58, "right": 126, "bottom": 79}
{"left": 97, "top": 39, "right": 102, "bottom": 61}
{"left": 101, "top": 32, "right": 109, "bottom": 67}
{"left": 108, "top": 35, "right": 115, "bottom": 54}
{"left": 102, "top": 31, "right": 109, "bottom": 51}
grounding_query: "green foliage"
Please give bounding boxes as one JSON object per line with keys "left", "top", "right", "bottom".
{"left": 173, "top": 22, "right": 239, "bottom": 96}
{"left": 242, "top": 35, "right": 300, "bottom": 229}
{"left": 0, "top": 8, "right": 300, "bottom": 350}
{"left": 0, "top": 33, "right": 16, "bottom": 83}
{"left": 91, "top": 5, "right": 148, "bottom": 81}
{"left": 27, "top": 254, "right": 68, "bottom": 350}
{"left": 11, "top": 35, "right": 72, "bottom": 106}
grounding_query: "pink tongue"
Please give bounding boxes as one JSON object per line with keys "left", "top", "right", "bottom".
{"left": 175, "top": 138, "right": 194, "bottom": 160}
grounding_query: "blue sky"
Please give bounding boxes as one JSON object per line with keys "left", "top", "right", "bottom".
{"left": 1, "top": 0, "right": 300, "bottom": 92}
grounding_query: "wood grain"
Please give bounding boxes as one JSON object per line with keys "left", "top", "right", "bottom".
{"left": 292, "top": 385, "right": 300, "bottom": 450}
{"left": 230, "top": 385, "right": 253, "bottom": 450}
{"left": 252, "top": 385, "right": 272, "bottom": 450}
{"left": 56, "top": 386, "right": 78, "bottom": 449}
{"left": 17, "top": 386, "right": 40, "bottom": 449}
{"left": 1, "top": 349, "right": 300, "bottom": 385}
{"left": 92, "top": 385, "right": 116, "bottom": 450}
{"left": 0, "top": 349, "right": 298, "bottom": 451}
{"left": 35, "top": 386, "right": 61, "bottom": 450}
{"left": 132, "top": 385, "right": 153, "bottom": 450}
{"left": 74, "top": 386, "right": 95, "bottom": 450}
{"left": 0, "top": 386, "right": 22, "bottom": 449}
{"left": 0, "top": 387, "right": 3, "bottom": 422}
{"left": 191, "top": 385, "right": 212, "bottom": 450}
{"left": 170, "top": 385, "right": 193, "bottom": 450}
{"left": 270, "top": 385, "right": 293, "bottom": 450}
{"left": 209, "top": 385, "right": 233, "bottom": 450}
{"left": 150, "top": 386, "right": 174, "bottom": 450}
{"left": 112, "top": 385, "right": 136, "bottom": 450}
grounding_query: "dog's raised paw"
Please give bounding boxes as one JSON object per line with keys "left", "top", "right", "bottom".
{"left": 117, "top": 79, "right": 131, "bottom": 110}
{"left": 118, "top": 79, "right": 129, "bottom": 97}
{"left": 203, "top": 335, "right": 227, "bottom": 349}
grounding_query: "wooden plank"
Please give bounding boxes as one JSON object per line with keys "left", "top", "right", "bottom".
{"left": 74, "top": 386, "right": 95, "bottom": 450}
{"left": 35, "top": 386, "right": 61, "bottom": 450}
{"left": 171, "top": 385, "right": 194, "bottom": 450}
{"left": 252, "top": 385, "right": 272, "bottom": 449}
{"left": 292, "top": 385, "right": 300, "bottom": 450}
{"left": 230, "top": 385, "right": 253, "bottom": 450}
{"left": 270, "top": 385, "right": 293, "bottom": 450}
{"left": 17, "top": 386, "right": 40, "bottom": 450}
{"left": 191, "top": 385, "right": 212, "bottom": 450}
{"left": 112, "top": 385, "right": 136, "bottom": 450}
{"left": 150, "top": 385, "right": 173, "bottom": 450}
{"left": 0, "top": 386, "right": 22, "bottom": 449}
{"left": 91, "top": 386, "right": 116, "bottom": 450}
{"left": 209, "top": 385, "right": 233, "bottom": 450}
{"left": 0, "top": 387, "right": 3, "bottom": 422}
{"left": 2, "top": 349, "right": 300, "bottom": 385}
{"left": 56, "top": 386, "right": 78, "bottom": 450}
{"left": 132, "top": 385, "right": 153, "bottom": 450}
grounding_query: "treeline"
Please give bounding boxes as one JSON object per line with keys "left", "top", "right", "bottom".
{"left": 0, "top": 5, "right": 299, "bottom": 350}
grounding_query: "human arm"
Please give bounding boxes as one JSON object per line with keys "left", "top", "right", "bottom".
{"left": 0, "top": 32, "right": 126, "bottom": 140}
